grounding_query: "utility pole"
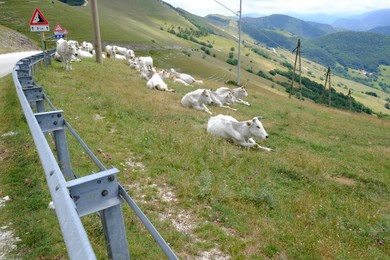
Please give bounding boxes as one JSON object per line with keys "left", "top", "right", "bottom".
{"left": 237, "top": 0, "right": 242, "bottom": 85}
{"left": 90, "top": 0, "right": 103, "bottom": 64}
{"left": 214, "top": 0, "right": 242, "bottom": 85}
{"left": 348, "top": 89, "right": 352, "bottom": 112}
{"left": 289, "top": 39, "right": 301, "bottom": 99}
{"left": 322, "top": 67, "right": 332, "bottom": 107}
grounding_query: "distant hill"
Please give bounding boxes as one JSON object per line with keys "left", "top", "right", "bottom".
{"left": 286, "top": 13, "right": 341, "bottom": 24}
{"left": 369, "top": 26, "right": 390, "bottom": 36}
{"left": 305, "top": 31, "right": 390, "bottom": 72}
{"left": 332, "top": 9, "right": 390, "bottom": 31}
{"left": 242, "top": 14, "right": 337, "bottom": 39}
{"left": 205, "top": 15, "right": 233, "bottom": 27}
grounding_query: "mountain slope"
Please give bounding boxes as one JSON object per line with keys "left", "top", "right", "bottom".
{"left": 369, "top": 26, "right": 390, "bottom": 36}
{"left": 307, "top": 31, "right": 390, "bottom": 72}
{"left": 332, "top": 9, "right": 390, "bottom": 31}
{"left": 242, "top": 14, "right": 337, "bottom": 38}
{"left": 0, "top": 0, "right": 197, "bottom": 48}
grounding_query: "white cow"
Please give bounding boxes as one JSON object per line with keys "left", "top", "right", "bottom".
{"left": 125, "top": 49, "right": 135, "bottom": 60}
{"left": 67, "top": 40, "right": 80, "bottom": 49}
{"left": 56, "top": 40, "right": 77, "bottom": 70}
{"left": 210, "top": 90, "right": 237, "bottom": 111}
{"left": 105, "top": 45, "right": 117, "bottom": 59}
{"left": 207, "top": 114, "right": 272, "bottom": 151}
{"left": 81, "top": 41, "right": 94, "bottom": 53}
{"left": 114, "top": 54, "right": 127, "bottom": 60}
{"left": 114, "top": 46, "right": 135, "bottom": 60}
{"left": 181, "top": 89, "right": 213, "bottom": 114}
{"left": 140, "top": 67, "right": 153, "bottom": 80}
{"left": 56, "top": 38, "right": 66, "bottom": 47}
{"left": 146, "top": 71, "right": 174, "bottom": 92}
{"left": 215, "top": 86, "right": 250, "bottom": 106}
{"left": 171, "top": 76, "right": 192, "bottom": 87}
{"left": 76, "top": 49, "right": 94, "bottom": 58}
{"left": 135, "top": 56, "right": 154, "bottom": 71}
{"left": 170, "top": 68, "right": 203, "bottom": 84}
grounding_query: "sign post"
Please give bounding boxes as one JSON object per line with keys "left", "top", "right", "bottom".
{"left": 29, "top": 8, "right": 50, "bottom": 67}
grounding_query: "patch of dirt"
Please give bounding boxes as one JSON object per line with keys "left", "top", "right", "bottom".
{"left": 124, "top": 171, "right": 231, "bottom": 259}
{"left": 0, "top": 196, "right": 21, "bottom": 259}
{"left": 327, "top": 176, "right": 356, "bottom": 186}
{"left": 0, "top": 148, "right": 11, "bottom": 161}
{"left": 93, "top": 114, "right": 105, "bottom": 120}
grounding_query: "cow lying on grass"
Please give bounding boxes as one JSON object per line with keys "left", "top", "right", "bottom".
{"left": 170, "top": 68, "right": 203, "bottom": 84}
{"left": 181, "top": 89, "right": 213, "bottom": 114}
{"left": 216, "top": 86, "right": 250, "bottom": 106}
{"left": 207, "top": 114, "right": 272, "bottom": 151}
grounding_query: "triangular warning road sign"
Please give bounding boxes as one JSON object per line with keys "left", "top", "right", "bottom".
{"left": 54, "top": 23, "right": 63, "bottom": 32}
{"left": 29, "top": 8, "right": 49, "bottom": 26}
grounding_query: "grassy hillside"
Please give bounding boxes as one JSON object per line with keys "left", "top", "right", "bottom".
{"left": 1, "top": 2, "right": 390, "bottom": 258}
{"left": 2, "top": 0, "right": 390, "bottom": 114}
{"left": 0, "top": 0, "right": 196, "bottom": 48}
{"left": 1, "top": 50, "right": 389, "bottom": 258}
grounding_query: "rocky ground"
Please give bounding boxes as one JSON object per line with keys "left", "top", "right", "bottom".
{"left": 0, "top": 25, "right": 38, "bottom": 54}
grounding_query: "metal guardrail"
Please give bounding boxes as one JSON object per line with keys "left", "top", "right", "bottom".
{"left": 12, "top": 51, "right": 178, "bottom": 260}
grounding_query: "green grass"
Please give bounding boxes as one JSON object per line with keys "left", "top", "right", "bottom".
{"left": 1, "top": 52, "right": 388, "bottom": 258}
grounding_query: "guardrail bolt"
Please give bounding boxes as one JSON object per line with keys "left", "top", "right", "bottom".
{"left": 108, "top": 175, "right": 115, "bottom": 182}
{"left": 101, "top": 190, "right": 108, "bottom": 197}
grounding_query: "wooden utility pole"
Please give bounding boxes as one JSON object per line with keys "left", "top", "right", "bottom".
{"left": 289, "top": 39, "right": 302, "bottom": 99}
{"left": 348, "top": 89, "right": 352, "bottom": 111}
{"left": 322, "top": 67, "right": 332, "bottom": 107}
{"left": 90, "top": 0, "right": 103, "bottom": 64}
{"left": 327, "top": 68, "right": 331, "bottom": 107}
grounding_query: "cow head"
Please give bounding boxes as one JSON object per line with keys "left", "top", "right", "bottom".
{"left": 201, "top": 89, "right": 213, "bottom": 104}
{"left": 238, "top": 86, "right": 249, "bottom": 97}
{"left": 247, "top": 117, "right": 268, "bottom": 140}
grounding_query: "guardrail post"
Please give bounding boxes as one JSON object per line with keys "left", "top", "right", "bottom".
{"left": 54, "top": 128, "right": 73, "bottom": 179}
{"left": 100, "top": 205, "right": 130, "bottom": 259}
{"left": 67, "top": 168, "right": 130, "bottom": 259}
{"left": 35, "top": 111, "right": 74, "bottom": 179}
{"left": 23, "top": 87, "right": 45, "bottom": 113}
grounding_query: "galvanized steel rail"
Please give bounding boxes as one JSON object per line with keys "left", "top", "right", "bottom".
{"left": 12, "top": 51, "right": 178, "bottom": 260}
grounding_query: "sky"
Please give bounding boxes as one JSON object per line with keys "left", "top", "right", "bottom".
{"left": 163, "top": 0, "right": 389, "bottom": 17}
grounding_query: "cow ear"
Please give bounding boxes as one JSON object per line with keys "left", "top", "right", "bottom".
{"left": 246, "top": 121, "right": 252, "bottom": 126}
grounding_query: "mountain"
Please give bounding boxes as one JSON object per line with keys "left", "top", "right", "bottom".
{"left": 242, "top": 14, "right": 337, "bottom": 39}
{"left": 369, "top": 26, "right": 390, "bottom": 36}
{"left": 305, "top": 31, "right": 390, "bottom": 72}
{"left": 332, "top": 9, "right": 390, "bottom": 31}
{"left": 286, "top": 13, "right": 341, "bottom": 24}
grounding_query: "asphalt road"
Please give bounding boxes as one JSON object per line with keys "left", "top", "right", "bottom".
{"left": 0, "top": 51, "right": 41, "bottom": 78}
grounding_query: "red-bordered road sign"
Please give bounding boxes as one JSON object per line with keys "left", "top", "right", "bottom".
{"left": 54, "top": 23, "right": 64, "bottom": 32}
{"left": 29, "top": 8, "right": 50, "bottom": 32}
{"left": 54, "top": 23, "right": 65, "bottom": 38}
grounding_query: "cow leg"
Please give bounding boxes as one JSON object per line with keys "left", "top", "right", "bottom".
{"left": 219, "top": 105, "right": 237, "bottom": 111}
{"left": 201, "top": 104, "right": 212, "bottom": 114}
{"left": 256, "top": 144, "right": 273, "bottom": 152}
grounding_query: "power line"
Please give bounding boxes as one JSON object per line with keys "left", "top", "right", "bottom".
{"left": 214, "top": 0, "right": 238, "bottom": 16}
{"left": 214, "top": 0, "right": 242, "bottom": 85}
